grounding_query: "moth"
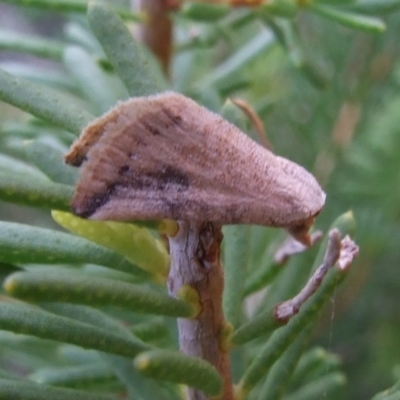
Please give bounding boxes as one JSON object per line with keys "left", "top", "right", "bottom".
{"left": 65, "top": 92, "right": 325, "bottom": 245}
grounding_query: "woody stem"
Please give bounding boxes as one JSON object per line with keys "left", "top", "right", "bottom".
{"left": 168, "top": 221, "right": 233, "bottom": 400}
{"left": 134, "top": 0, "right": 173, "bottom": 76}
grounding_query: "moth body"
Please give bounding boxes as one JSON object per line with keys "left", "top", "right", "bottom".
{"left": 65, "top": 92, "right": 325, "bottom": 244}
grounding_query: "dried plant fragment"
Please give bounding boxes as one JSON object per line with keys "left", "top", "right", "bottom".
{"left": 275, "top": 229, "right": 359, "bottom": 323}
{"left": 274, "top": 230, "right": 323, "bottom": 264}
{"left": 231, "top": 97, "right": 271, "bottom": 149}
{"left": 337, "top": 235, "right": 359, "bottom": 270}
{"left": 65, "top": 92, "right": 325, "bottom": 244}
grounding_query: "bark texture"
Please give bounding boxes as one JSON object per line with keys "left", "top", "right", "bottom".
{"left": 168, "top": 221, "right": 233, "bottom": 400}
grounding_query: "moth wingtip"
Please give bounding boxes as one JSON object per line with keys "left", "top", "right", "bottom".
{"left": 64, "top": 150, "right": 84, "bottom": 167}
{"left": 287, "top": 203, "right": 325, "bottom": 246}
{"left": 288, "top": 224, "right": 313, "bottom": 246}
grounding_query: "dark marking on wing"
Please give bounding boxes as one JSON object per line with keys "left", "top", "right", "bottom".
{"left": 74, "top": 184, "right": 116, "bottom": 218}
{"left": 121, "top": 125, "right": 148, "bottom": 147}
{"left": 75, "top": 155, "right": 88, "bottom": 167}
{"left": 118, "top": 165, "right": 130, "bottom": 175}
{"left": 161, "top": 107, "right": 183, "bottom": 128}
{"left": 142, "top": 121, "right": 161, "bottom": 136}
{"left": 136, "top": 138, "right": 147, "bottom": 147}
{"left": 121, "top": 166, "right": 190, "bottom": 192}
{"left": 151, "top": 166, "right": 189, "bottom": 190}
{"left": 75, "top": 166, "right": 190, "bottom": 217}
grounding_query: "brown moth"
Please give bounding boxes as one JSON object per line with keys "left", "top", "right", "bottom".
{"left": 65, "top": 92, "right": 325, "bottom": 245}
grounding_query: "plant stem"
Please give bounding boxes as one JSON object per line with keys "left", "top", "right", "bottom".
{"left": 168, "top": 221, "right": 233, "bottom": 400}
{"left": 135, "top": 0, "right": 173, "bottom": 76}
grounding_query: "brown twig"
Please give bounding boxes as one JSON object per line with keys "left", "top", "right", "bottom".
{"left": 168, "top": 221, "right": 233, "bottom": 400}
{"left": 337, "top": 235, "right": 359, "bottom": 271}
{"left": 135, "top": 0, "right": 173, "bottom": 76}
{"left": 332, "top": 102, "right": 361, "bottom": 149}
{"left": 231, "top": 98, "right": 272, "bottom": 150}
{"left": 275, "top": 229, "right": 359, "bottom": 322}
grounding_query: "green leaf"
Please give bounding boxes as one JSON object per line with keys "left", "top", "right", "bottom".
{"left": 0, "top": 221, "right": 146, "bottom": 277}
{"left": 231, "top": 304, "right": 284, "bottom": 347}
{"left": 176, "top": 9, "right": 255, "bottom": 53}
{"left": 284, "top": 372, "right": 346, "bottom": 400}
{"left": 63, "top": 46, "right": 125, "bottom": 114}
{"left": 30, "top": 364, "right": 120, "bottom": 390}
{"left": 57, "top": 344, "right": 100, "bottom": 364}
{"left": 5, "top": 271, "right": 195, "bottom": 318}
{"left": 342, "top": 0, "right": 400, "bottom": 14}
{"left": 24, "top": 141, "right": 78, "bottom": 185}
{"left": 291, "top": 347, "right": 341, "bottom": 388}
{"left": 260, "top": 0, "right": 297, "bottom": 18}
{"left": 87, "top": 3, "right": 165, "bottom": 97}
{"left": 42, "top": 303, "right": 136, "bottom": 339}
{"left": 0, "top": 263, "right": 21, "bottom": 284}
{"left": 41, "top": 303, "right": 169, "bottom": 400}
{"left": 130, "top": 318, "right": 169, "bottom": 343}
{"left": 52, "top": 211, "right": 170, "bottom": 278}
{"left": 134, "top": 350, "right": 223, "bottom": 397}
{"left": 310, "top": 4, "right": 386, "bottom": 33}
{"left": 243, "top": 243, "right": 280, "bottom": 296}
{"left": 0, "top": 68, "right": 94, "bottom": 135}
{"left": 102, "top": 355, "right": 166, "bottom": 400}
{"left": 260, "top": 19, "right": 329, "bottom": 88}
{"left": 0, "top": 0, "right": 143, "bottom": 21}
{"left": 200, "top": 30, "right": 275, "bottom": 88}
{"left": 0, "top": 62, "right": 78, "bottom": 93}
{"left": 0, "top": 301, "right": 151, "bottom": 358}
{"left": 222, "top": 225, "right": 251, "bottom": 328}
{"left": 0, "top": 170, "right": 73, "bottom": 211}
{"left": 0, "top": 378, "right": 115, "bottom": 400}
{"left": 0, "top": 30, "right": 64, "bottom": 60}
{"left": 0, "top": 153, "right": 46, "bottom": 178}
{"left": 0, "top": 369, "right": 21, "bottom": 381}
{"left": 236, "top": 212, "right": 356, "bottom": 396}
{"left": 1, "top": 121, "right": 75, "bottom": 143}
{"left": 181, "top": 3, "right": 230, "bottom": 22}
{"left": 258, "top": 326, "right": 312, "bottom": 400}
{"left": 380, "top": 392, "right": 400, "bottom": 400}
{"left": 0, "top": 331, "right": 60, "bottom": 366}
{"left": 372, "top": 380, "right": 400, "bottom": 400}
{"left": 64, "top": 21, "right": 102, "bottom": 53}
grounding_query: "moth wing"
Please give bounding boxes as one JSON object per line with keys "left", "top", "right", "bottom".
{"left": 66, "top": 92, "right": 325, "bottom": 230}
